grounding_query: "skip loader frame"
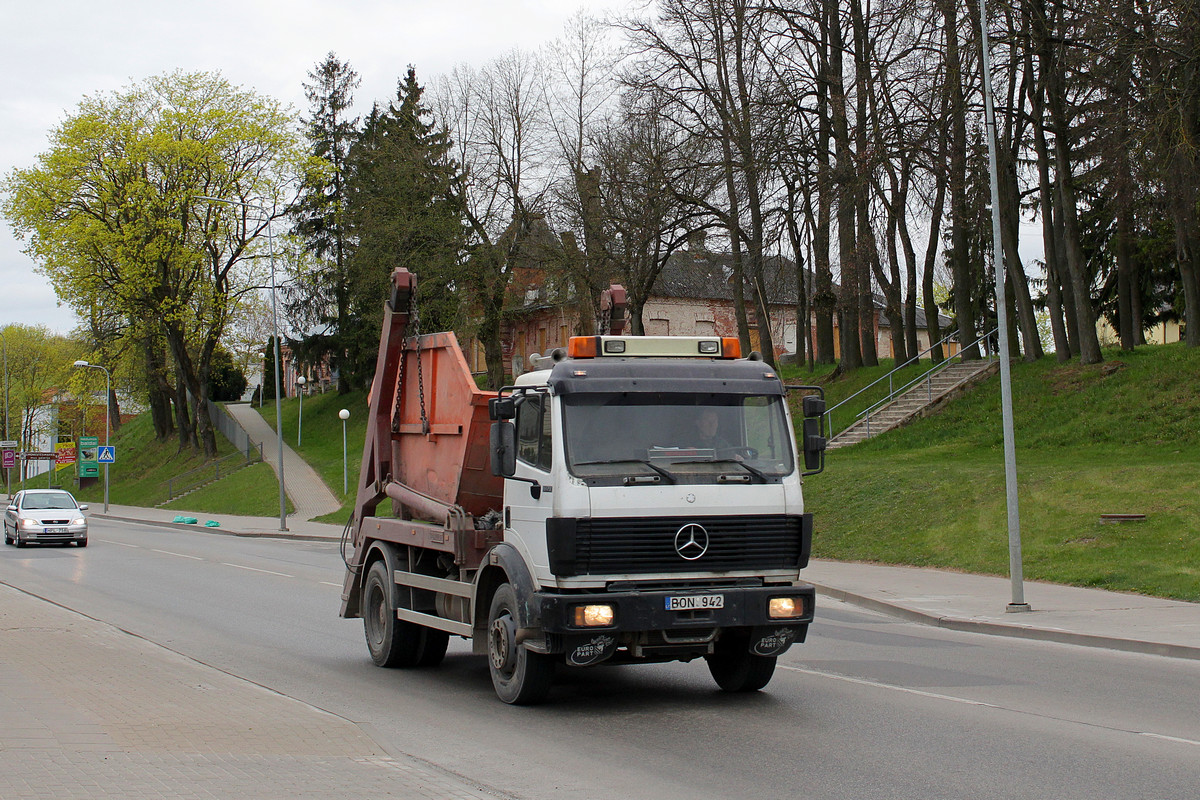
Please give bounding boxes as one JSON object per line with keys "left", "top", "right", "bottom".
{"left": 340, "top": 268, "right": 827, "bottom": 704}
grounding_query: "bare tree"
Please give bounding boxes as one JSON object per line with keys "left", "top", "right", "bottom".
{"left": 434, "top": 51, "right": 553, "bottom": 388}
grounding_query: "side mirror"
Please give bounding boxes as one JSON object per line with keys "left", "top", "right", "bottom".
{"left": 79, "top": 504, "right": 89, "bottom": 511}
{"left": 802, "top": 395, "right": 826, "bottom": 418}
{"left": 489, "top": 397, "right": 516, "bottom": 421}
{"left": 490, "top": 421, "right": 517, "bottom": 477}
{"left": 802, "top": 417, "right": 826, "bottom": 473}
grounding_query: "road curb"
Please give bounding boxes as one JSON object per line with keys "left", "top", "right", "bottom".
{"left": 95, "top": 513, "right": 342, "bottom": 543}
{"left": 810, "top": 582, "right": 1200, "bottom": 662}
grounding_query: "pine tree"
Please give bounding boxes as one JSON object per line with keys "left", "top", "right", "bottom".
{"left": 289, "top": 53, "right": 361, "bottom": 393}
{"left": 342, "top": 66, "right": 466, "bottom": 387}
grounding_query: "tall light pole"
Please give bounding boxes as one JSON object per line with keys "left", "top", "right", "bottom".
{"left": 72, "top": 360, "right": 110, "bottom": 513}
{"left": 977, "top": 0, "right": 1028, "bottom": 611}
{"left": 2, "top": 328, "right": 9, "bottom": 499}
{"left": 339, "top": 408, "right": 350, "bottom": 495}
{"left": 296, "top": 375, "right": 307, "bottom": 447}
{"left": 194, "top": 195, "right": 288, "bottom": 531}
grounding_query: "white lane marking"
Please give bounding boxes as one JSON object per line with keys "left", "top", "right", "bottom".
{"left": 222, "top": 562, "right": 293, "bottom": 578}
{"left": 99, "top": 539, "right": 141, "bottom": 548}
{"left": 779, "top": 664, "right": 1001, "bottom": 709}
{"left": 781, "top": 664, "right": 1200, "bottom": 746}
{"left": 319, "top": 581, "right": 342, "bottom": 587}
{"left": 1139, "top": 732, "right": 1200, "bottom": 747}
{"left": 151, "top": 548, "right": 204, "bottom": 560}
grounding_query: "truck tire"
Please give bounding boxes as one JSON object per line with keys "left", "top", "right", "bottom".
{"left": 706, "top": 636, "right": 777, "bottom": 692}
{"left": 487, "top": 583, "right": 554, "bottom": 704}
{"left": 363, "top": 561, "right": 439, "bottom": 668}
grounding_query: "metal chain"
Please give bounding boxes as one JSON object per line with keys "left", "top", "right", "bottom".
{"left": 413, "top": 293, "right": 428, "bottom": 435}
{"left": 390, "top": 291, "right": 411, "bottom": 433}
{"left": 387, "top": 285, "right": 429, "bottom": 435}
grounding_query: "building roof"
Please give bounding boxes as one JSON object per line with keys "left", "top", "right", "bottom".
{"left": 655, "top": 250, "right": 952, "bottom": 329}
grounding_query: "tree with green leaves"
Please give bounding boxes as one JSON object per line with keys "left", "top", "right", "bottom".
{"left": 1, "top": 325, "right": 83, "bottom": 470}
{"left": 4, "top": 71, "right": 307, "bottom": 457}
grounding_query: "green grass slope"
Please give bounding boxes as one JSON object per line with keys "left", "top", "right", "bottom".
{"left": 256, "top": 389, "right": 369, "bottom": 524}
{"left": 785, "top": 343, "right": 1200, "bottom": 601}
{"left": 29, "top": 411, "right": 291, "bottom": 517}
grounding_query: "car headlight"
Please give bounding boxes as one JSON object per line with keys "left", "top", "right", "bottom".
{"left": 18, "top": 517, "right": 40, "bottom": 530}
{"left": 72, "top": 518, "right": 86, "bottom": 526}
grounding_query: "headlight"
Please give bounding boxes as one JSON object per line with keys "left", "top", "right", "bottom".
{"left": 768, "top": 596, "right": 805, "bottom": 619}
{"left": 19, "top": 517, "right": 40, "bottom": 530}
{"left": 572, "top": 604, "right": 615, "bottom": 627}
{"left": 72, "top": 518, "right": 86, "bottom": 526}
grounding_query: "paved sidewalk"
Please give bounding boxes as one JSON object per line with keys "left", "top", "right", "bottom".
{"left": 93, "top": 504, "right": 1200, "bottom": 662}
{"left": 805, "top": 559, "right": 1200, "bottom": 660}
{"left": 0, "top": 583, "right": 498, "bottom": 800}
{"left": 225, "top": 401, "right": 342, "bottom": 522}
{"left": 100, "top": 504, "right": 347, "bottom": 541}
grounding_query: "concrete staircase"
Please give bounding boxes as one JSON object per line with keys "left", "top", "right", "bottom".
{"left": 827, "top": 359, "right": 999, "bottom": 450}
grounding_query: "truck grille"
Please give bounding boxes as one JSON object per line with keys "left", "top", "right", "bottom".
{"left": 569, "top": 515, "right": 806, "bottom": 575}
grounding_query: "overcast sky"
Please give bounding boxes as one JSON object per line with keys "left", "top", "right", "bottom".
{"left": 0, "top": 0, "right": 639, "bottom": 335}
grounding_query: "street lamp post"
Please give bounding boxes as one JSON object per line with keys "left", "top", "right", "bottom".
{"left": 338, "top": 408, "right": 350, "bottom": 495}
{"left": 296, "top": 375, "right": 307, "bottom": 447}
{"left": 2, "top": 328, "right": 9, "bottom": 500}
{"left": 976, "top": 0, "right": 1028, "bottom": 612}
{"left": 194, "top": 195, "right": 288, "bottom": 531}
{"left": 72, "top": 360, "right": 110, "bottom": 513}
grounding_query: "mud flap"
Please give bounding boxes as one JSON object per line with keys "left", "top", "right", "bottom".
{"left": 563, "top": 633, "right": 619, "bottom": 666}
{"left": 748, "top": 624, "right": 807, "bottom": 657}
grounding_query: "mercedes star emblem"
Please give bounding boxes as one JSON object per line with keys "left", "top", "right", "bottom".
{"left": 674, "top": 523, "right": 709, "bottom": 560}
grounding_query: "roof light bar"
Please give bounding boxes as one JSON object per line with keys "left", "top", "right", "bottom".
{"left": 566, "top": 336, "right": 740, "bottom": 359}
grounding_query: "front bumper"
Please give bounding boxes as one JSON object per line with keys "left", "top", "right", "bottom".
{"left": 531, "top": 584, "right": 815, "bottom": 666}
{"left": 19, "top": 524, "right": 87, "bottom": 545}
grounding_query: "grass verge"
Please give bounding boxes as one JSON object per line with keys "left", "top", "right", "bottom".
{"left": 795, "top": 343, "right": 1200, "bottom": 601}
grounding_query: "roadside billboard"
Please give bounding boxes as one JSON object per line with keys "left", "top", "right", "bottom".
{"left": 79, "top": 436, "right": 99, "bottom": 478}
{"left": 55, "top": 441, "right": 77, "bottom": 471}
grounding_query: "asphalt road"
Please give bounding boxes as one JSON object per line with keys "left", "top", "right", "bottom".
{"left": 3, "top": 518, "right": 1198, "bottom": 799}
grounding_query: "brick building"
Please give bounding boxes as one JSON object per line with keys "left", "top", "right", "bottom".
{"left": 483, "top": 249, "right": 955, "bottom": 377}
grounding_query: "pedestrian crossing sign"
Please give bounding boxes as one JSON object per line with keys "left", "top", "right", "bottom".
{"left": 98, "top": 446, "right": 116, "bottom": 463}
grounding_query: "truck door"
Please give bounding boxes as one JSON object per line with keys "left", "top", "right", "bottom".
{"left": 507, "top": 393, "right": 554, "bottom": 569}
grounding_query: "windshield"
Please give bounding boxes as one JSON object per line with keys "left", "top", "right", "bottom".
{"left": 563, "top": 392, "right": 794, "bottom": 484}
{"left": 21, "top": 492, "right": 78, "bottom": 510}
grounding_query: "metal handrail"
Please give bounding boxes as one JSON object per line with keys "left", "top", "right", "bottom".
{"left": 837, "top": 328, "right": 999, "bottom": 441}
{"left": 161, "top": 440, "right": 263, "bottom": 503}
{"left": 826, "top": 328, "right": 963, "bottom": 435}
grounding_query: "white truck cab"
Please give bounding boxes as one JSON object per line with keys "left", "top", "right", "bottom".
{"left": 485, "top": 335, "right": 824, "bottom": 700}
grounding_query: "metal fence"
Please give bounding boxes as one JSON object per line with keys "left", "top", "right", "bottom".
{"left": 159, "top": 400, "right": 264, "bottom": 504}
{"left": 207, "top": 401, "right": 263, "bottom": 461}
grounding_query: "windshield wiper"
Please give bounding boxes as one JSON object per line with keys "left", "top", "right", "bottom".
{"left": 573, "top": 459, "right": 677, "bottom": 484}
{"left": 705, "top": 459, "right": 769, "bottom": 483}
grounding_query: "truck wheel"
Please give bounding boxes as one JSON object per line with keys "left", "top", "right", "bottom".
{"left": 363, "top": 561, "right": 430, "bottom": 668}
{"left": 487, "top": 583, "right": 553, "bottom": 704}
{"left": 417, "top": 629, "right": 449, "bottom": 667}
{"left": 706, "top": 637, "right": 777, "bottom": 692}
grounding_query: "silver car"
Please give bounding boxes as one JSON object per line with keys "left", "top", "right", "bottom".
{"left": 3, "top": 489, "right": 89, "bottom": 547}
